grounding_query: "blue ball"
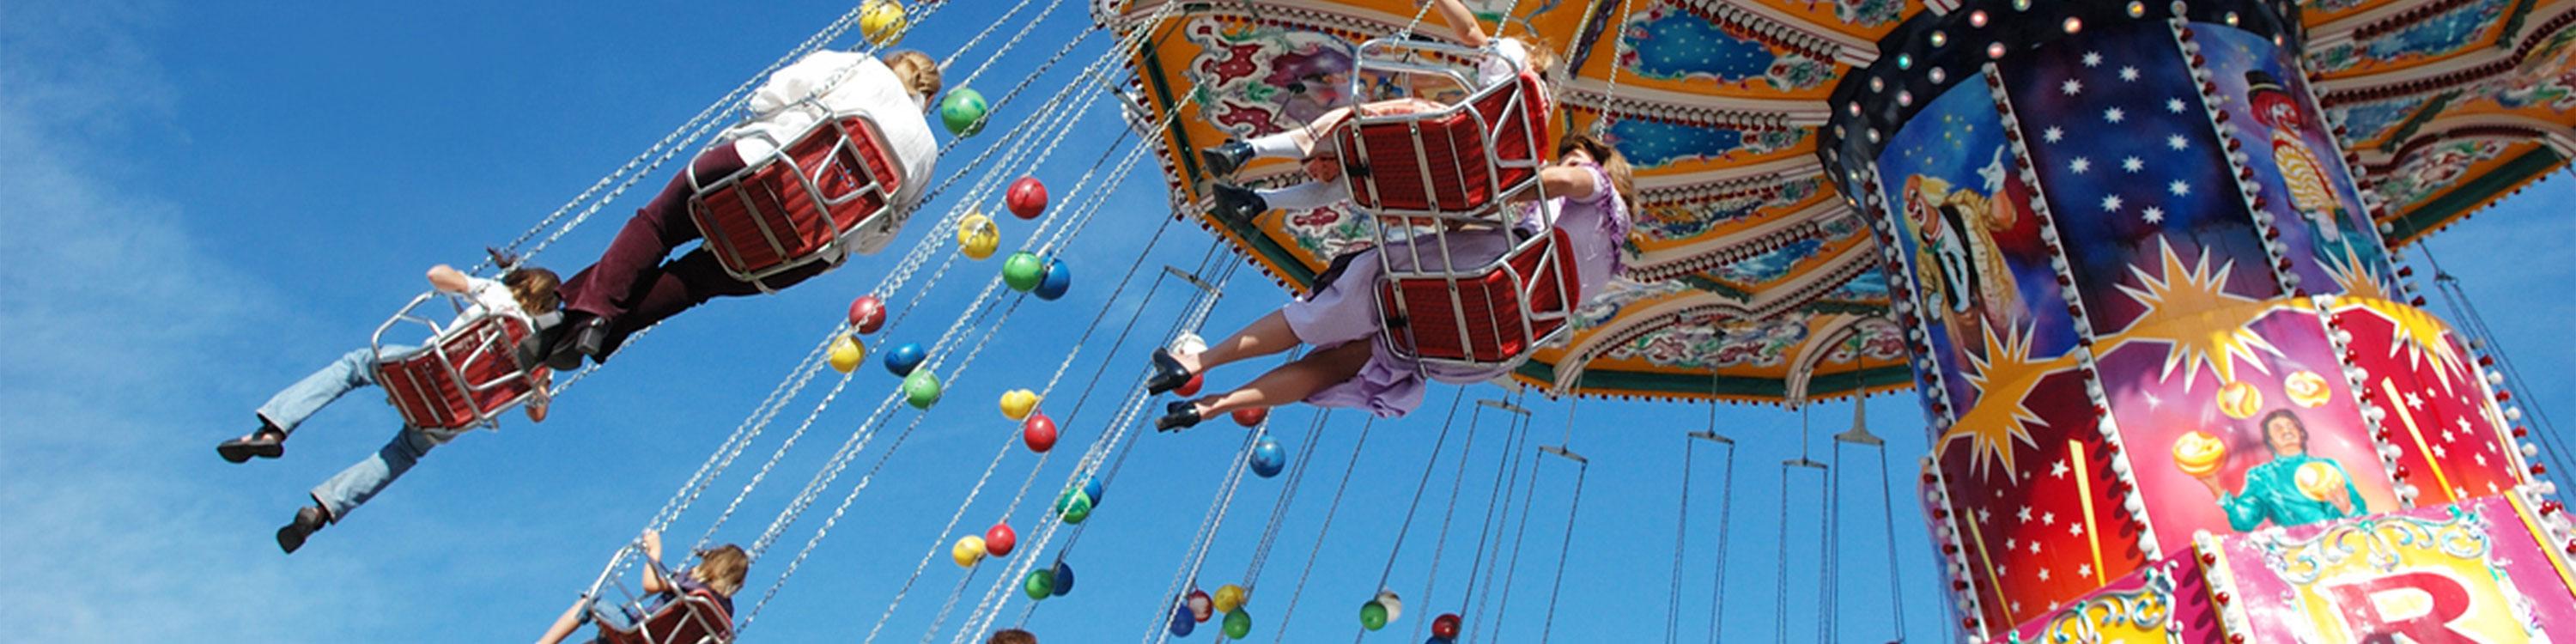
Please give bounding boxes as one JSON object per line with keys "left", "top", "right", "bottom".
{"left": 1170, "top": 604, "right": 1197, "bottom": 636}
{"left": 1034, "top": 258, "right": 1072, "bottom": 301}
{"left": 1051, "top": 561, "right": 1076, "bottom": 596}
{"left": 1425, "top": 638, "right": 1453, "bottom": 644}
{"left": 884, "top": 342, "right": 927, "bottom": 377}
{"left": 1082, "top": 475, "right": 1104, "bottom": 507}
{"left": 1249, "top": 439, "right": 1287, "bottom": 478}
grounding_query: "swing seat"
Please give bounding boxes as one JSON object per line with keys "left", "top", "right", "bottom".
{"left": 594, "top": 589, "right": 735, "bottom": 644}
{"left": 1373, "top": 228, "right": 1577, "bottom": 368}
{"left": 687, "top": 114, "right": 904, "bottom": 289}
{"left": 1334, "top": 70, "right": 1548, "bottom": 222}
{"left": 369, "top": 294, "right": 544, "bottom": 432}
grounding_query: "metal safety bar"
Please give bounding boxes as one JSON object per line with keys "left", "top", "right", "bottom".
{"left": 685, "top": 114, "right": 899, "bottom": 289}
{"left": 1337, "top": 37, "right": 1550, "bottom": 224}
{"left": 368, "top": 290, "right": 544, "bottom": 432}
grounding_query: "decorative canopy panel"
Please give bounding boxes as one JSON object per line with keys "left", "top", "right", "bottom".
{"left": 1103, "top": 0, "right": 2576, "bottom": 404}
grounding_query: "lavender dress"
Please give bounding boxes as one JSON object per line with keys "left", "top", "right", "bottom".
{"left": 1284, "top": 164, "right": 1627, "bottom": 417}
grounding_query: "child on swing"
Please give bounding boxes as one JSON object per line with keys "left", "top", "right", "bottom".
{"left": 1146, "top": 133, "right": 1635, "bottom": 427}
{"left": 544, "top": 47, "right": 946, "bottom": 368}
{"left": 219, "top": 249, "right": 561, "bottom": 553}
{"left": 1196, "top": 0, "right": 1552, "bottom": 223}
{"left": 538, "top": 530, "right": 750, "bottom": 644}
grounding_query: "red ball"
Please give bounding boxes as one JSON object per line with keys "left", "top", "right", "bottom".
{"left": 984, "top": 523, "right": 1017, "bottom": 557}
{"left": 1231, "top": 407, "right": 1267, "bottom": 427}
{"left": 1432, "top": 614, "right": 1461, "bottom": 638}
{"left": 1023, "top": 413, "right": 1059, "bottom": 453}
{"left": 1174, "top": 373, "right": 1205, "bottom": 398}
{"left": 848, "top": 295, "right": 887, "bottom": 335}
{"left": 1006, "top": 177, "right": 1048, "bottom": 220}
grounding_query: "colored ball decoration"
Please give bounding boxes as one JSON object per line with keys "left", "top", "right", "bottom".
{"left": 2215, "top": 380, "right": 2263, "bottom": 420}
{"left": 983, "top": 523, "right": 1017, "bottom": 557}
{"left": 1222, "top": 609, "right": 1252, "bottom": 639}
{"left": 2284, "top": 369, "right": 2333, "bottom": 408}
{"left": 1023, "top": 412, "right": 1059, "bottom": 453}
{"left": 829, "top": 334, "right": 868, "bottom": 374}
{"left": 1186, "top": 589, "right": 1214, "bottom": 622}
{"left": 999, "top": 389, "right": 1039, "bottom": 421}
{"left": 1358, "top": 601, "right": 1388, "bottom": 631}
{"left": 1169, "top": 605, "right": 1196, "bottom": 637}
{"left": 1023, "top": 568, "right": 1054, "bottom": 599}
{"left": 939, "top": 88, "right": 989, "bottom": 137}
{"left": 1050, "top": 561, "right": 1076, "bottom": 596}
{"left": 858, "top": 0, "right": 907, "bottom": 46}
{"left": 1232, "top": 406, "right": 1268, "bottom": 427}
{"left": 884, "top": 342, "right": 927, "bottom": 376}
{"left": 1081, "top": 476, "right": 1103, "bottom": 507}
{"left": 848, "top": 295, "right": 887, "bottom": 334}
{"left": 951, "top": 535, "right": 985, "bottom": 568}
{"left": 2295, "top": 461, "right": 2348, "bottom": 502}
{"left": 1005, "top": 176, "right": 1049, "bottom": 220}
{"left": 2172, "top": 430, "right": 2228, "bottom": 477}
{"left": 1034, "top": 258, "right": 1071, "bottom": 301}
{"left": 1249, "top": 439, "right": 1286, "bottom": 478}
{"left": 957, "top": 212, "right": 1001, "bottom": 260}
{"left": 1056, "top": 490, "right": 1093, "bottom": 524}
{"left": 1174, "top": 373, "right": 1205, "bottom": 397}
{"left": 1375, "top": 590, "right": 1404, "bottom": 622}
{"left": 903, "top": 370, "right": 943, "bottom": 410}
{"left": 1002, "top": 252, "right": 1046, "bottom": 292}
{"left": 1212, "top": 584, "right": 1247, "bottom": 613}
{"left": 1431, "top": 613, "right": 1461, "bottom": 638}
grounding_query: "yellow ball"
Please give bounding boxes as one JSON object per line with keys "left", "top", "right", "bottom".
{"left": 2215, "top": 380, "right": 2263, "bottom": 420}
{"left": 958, "top": 212, "right": 1001, "bottom": 260}
{"left": 2284, "top": 370, "right": 2333, "bottom": 409}
{"left": 2171, "top": 430, "right": 2227, "bottom": 477}
{"left": 1000, "top": 389, "right": 1041, "bottom": 421}
{"left": 952, "top": 535, "right": 986, "bottom": 568}
{"left": 2295, "top": 461, "right": 2347, "bottom": 502}
{"left": 829, "top": 334, "right": 868, "bottom": 374}
{"left": 1213, "top": 584, "right": 1248, "bottom": 613}
{"left": 860, "top": 0, "right": 908, "bottom": 47}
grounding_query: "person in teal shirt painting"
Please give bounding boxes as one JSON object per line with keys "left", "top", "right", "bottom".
{"left": 2192, "top": 409, "right": 2366, "bottom": 531}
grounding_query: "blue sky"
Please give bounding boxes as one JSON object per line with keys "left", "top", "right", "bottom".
{"left": 3, "top": 1, "right": 2571, "bottom": 642}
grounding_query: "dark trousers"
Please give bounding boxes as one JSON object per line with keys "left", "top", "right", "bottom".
{"left": 558, "top": 145, "right": 833, "bottom": 359}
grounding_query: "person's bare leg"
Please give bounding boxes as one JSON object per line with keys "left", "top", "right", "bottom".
{"left": 1176, "top": 311, "right": 1303, "bottom": 374}
{"left": 535, "top": 597, "right": 589, "bottom": 644}
{"left": 1194, "top": 340, "right": 1373, "bottom": 417}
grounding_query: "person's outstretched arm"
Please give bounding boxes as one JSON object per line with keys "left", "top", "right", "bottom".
{"left": 1433, "top": 0, "right": 1490, "bottom": 47}
{"left": 534, "top": 596, "right": 589, "bottom": 644}
{"left": 638, "top": 530, "right": 674, "bottom": 594}
{"left": 427, "top": 264, "right": 472, "bottom": 294}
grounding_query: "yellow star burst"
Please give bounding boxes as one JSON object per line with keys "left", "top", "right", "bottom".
{"left": 1939, "top": 321, "right": 2068, "bottom": 479}
{"left": 2324, "top": 248, "right": 2391, "bottom": 302}
{"left": 2346, "top": 295, "right": 2468, "bottom": 391}
{"left": 2105, "top": 240, "right": 2282, "bottom": 391}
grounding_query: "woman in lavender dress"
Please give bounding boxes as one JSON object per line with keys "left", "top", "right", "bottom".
{"left": 1146, "top": 134, "right": 1633, "bottom": 428}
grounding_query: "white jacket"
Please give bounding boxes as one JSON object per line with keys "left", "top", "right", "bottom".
{"left": 720, "top": 51, "right": 940, "bottom": 258}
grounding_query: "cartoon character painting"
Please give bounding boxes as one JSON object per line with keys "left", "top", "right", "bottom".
{"left": 1899, "top": 148, "right": 2028, "bottom": 346}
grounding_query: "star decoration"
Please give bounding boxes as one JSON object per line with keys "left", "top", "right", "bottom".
{"left": 2044, "top": 126, "right": 2065, "bottom": 143}
{"left": 1937, "top": 321, "right": 2067, "bottom": 479}
{"left": 2050, "top": 459, "right": 2069, "bottom": 478}
{"left": 2102, "top": 194, "right": 2124, "bottom": 212}
{"left": 2351, "top": 298, "right": 2470, "bottom": 383}
{"left": 2063, "top": 79, "right": 2085, "bottom": 95}
{"left": 2069, "top": 522, "right": 2085, "bottom": 537}
{"left": 2106, "top": 239, "right": 2283, "bottom": 389}
{"left": 2071, "top": 157, "right": 2093, "bottom": 173}
{"left": 2083, "top": 52, "right": 2104, "bottom": 67}
{"left": 2168, "top": 180, "right": 2192, "bottom": 197}
{"left": 2142, "top": 206, "right": 2166, "bottom": 223}
{"left": 2122, "top": 156, "right": 2144, "bottom": 173}
{"left": 2105, "top": 107, "right": 2126, "bottom": 124}
{"left": 2119, "top": 66, "right": 2140, "bottom": 82}
{"left": 2166, "top": 98, "right": 2189, "bottom": 113}
{"left": 2166, "top": 134, "right": 2190, "bottom": 150}
{"left": 2018, "top": 507, "right": 2033, "bottom": 522}
{"left": 2041, "top": 511, "right": 2057, "bottom": 526}
{"left": 2038, "top": 568, "right": 2053, "bottom": 581}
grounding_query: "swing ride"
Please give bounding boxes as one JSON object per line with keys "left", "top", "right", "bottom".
{"left": 295, "top": 0, "right": 2576, "bottom": 640}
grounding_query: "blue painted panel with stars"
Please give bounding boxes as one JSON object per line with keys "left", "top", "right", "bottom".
{"left": 1999, "top": 19, "right": 2281, "bottom": 335}
{"left": 1603, "top": 118, "right": 1746, "bottom": 169}
{"left": 1620, "top": 2, "right": 1779, "bottom": 83}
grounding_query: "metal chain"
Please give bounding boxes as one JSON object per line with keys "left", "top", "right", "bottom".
{"left": 1267, "top": 417, "right": 1378, "bottom": 644}
{"left": 1406, "top": 402, "right": 1493, "bottom": 643}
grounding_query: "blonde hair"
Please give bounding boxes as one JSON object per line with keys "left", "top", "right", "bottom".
{"left": 881, "top": 50, "right": 944, "bottom": 104}
{"left": 690, "top": 544, "right": 750, "bottom": 597}
{"left": 486, "top": 247, "right": 561, "bottom": 314}
{"left": 1514, "top": 36, "right": 1560, "bottom": 78}
{"left": 1557, "top": 131, "right": 1636, "bottom": 211}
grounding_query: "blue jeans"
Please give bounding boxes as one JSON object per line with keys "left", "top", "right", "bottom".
{"left": 255, "top": 346, "right": 440, "bottom": 520}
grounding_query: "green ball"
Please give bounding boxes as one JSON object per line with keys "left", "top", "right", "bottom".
{"left": 1359, "top": 600, "right": 1388, "bottom": 630}
{"left": 902, "top": 370, "right": 943, "bottom": 410}
{"left": 1060, "top": 494, "right": 1093, "bottom": 524}
{"left": 1223, "top": 609, "right": 1251, "bottom": 639}
{"left": 939, "top": 88, "right": 989, "bottom": 137}
{"left": 1002, "top": 252, "right": 1046, "bottom": 292}
{"left": 1024, "top": 569, "right": 1054, "bottom": 600}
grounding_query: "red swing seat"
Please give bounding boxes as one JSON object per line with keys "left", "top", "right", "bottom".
{"left": 369, "top": 293, "right": 544, "bottom": 432}
{"left": 686, "top": 114, "right": 904, "bottom": 289}
{"left": 1372, "top": 228, "right": 1579, "bottom": 368}
{"left": 592, "top": 589, "right": 735, "bottom": 644}
{"left": 1333, "top": 70, "right": 1549, "bottom": 222}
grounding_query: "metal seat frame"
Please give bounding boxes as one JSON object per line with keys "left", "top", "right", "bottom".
{"left": 684, "top": 113, "right": 902, "bottom": 291}
{"left": 368, "top": 291, "right": 544, "bottom": 432}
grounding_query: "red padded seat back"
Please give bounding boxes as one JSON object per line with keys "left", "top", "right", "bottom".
{"left": 598, "top": 590, "right": 734, "bottom": 644}
{"left": 374, "top": 314, "right": 535, "bottom": 431}
{"left": 689, "top": 117, "right": 902, "bottom": 283}
{"left": 1376, "top": 228, "right": 1578, "bottom": 365}
{"left": 1338, "top": 72, "right": 1546, "bottom": 216}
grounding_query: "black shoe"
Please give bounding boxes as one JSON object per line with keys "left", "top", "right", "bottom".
{"left": 1209, "top": 183, "right": 1267, "bottom": 226}
{"left": 1157, "top": 400, "right": 1204, "bottom": 432}
{"left": 1145, "top": 349, "right": 1193, "bottom": 395}
{"left": 216, "top": 427, "right": 286, "bottom": 464}
{"left": 276, "top": 505, "right": 328, "bottom": 554}
{"left": 1200, "top": 142, "right": 1254, "bottom": 179}
{"left": 546, "top": 314, "right": 611, "bottom": 371}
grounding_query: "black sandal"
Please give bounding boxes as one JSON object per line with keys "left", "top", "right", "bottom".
{"left": 1145, "top": 349, "right": 1194, "bottom": 395}
{"left": 1156, "top": 400, "right": 1204, "bottom": 432}
{"left": 216, "top": 427, "right": 286, "bottom": 464}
